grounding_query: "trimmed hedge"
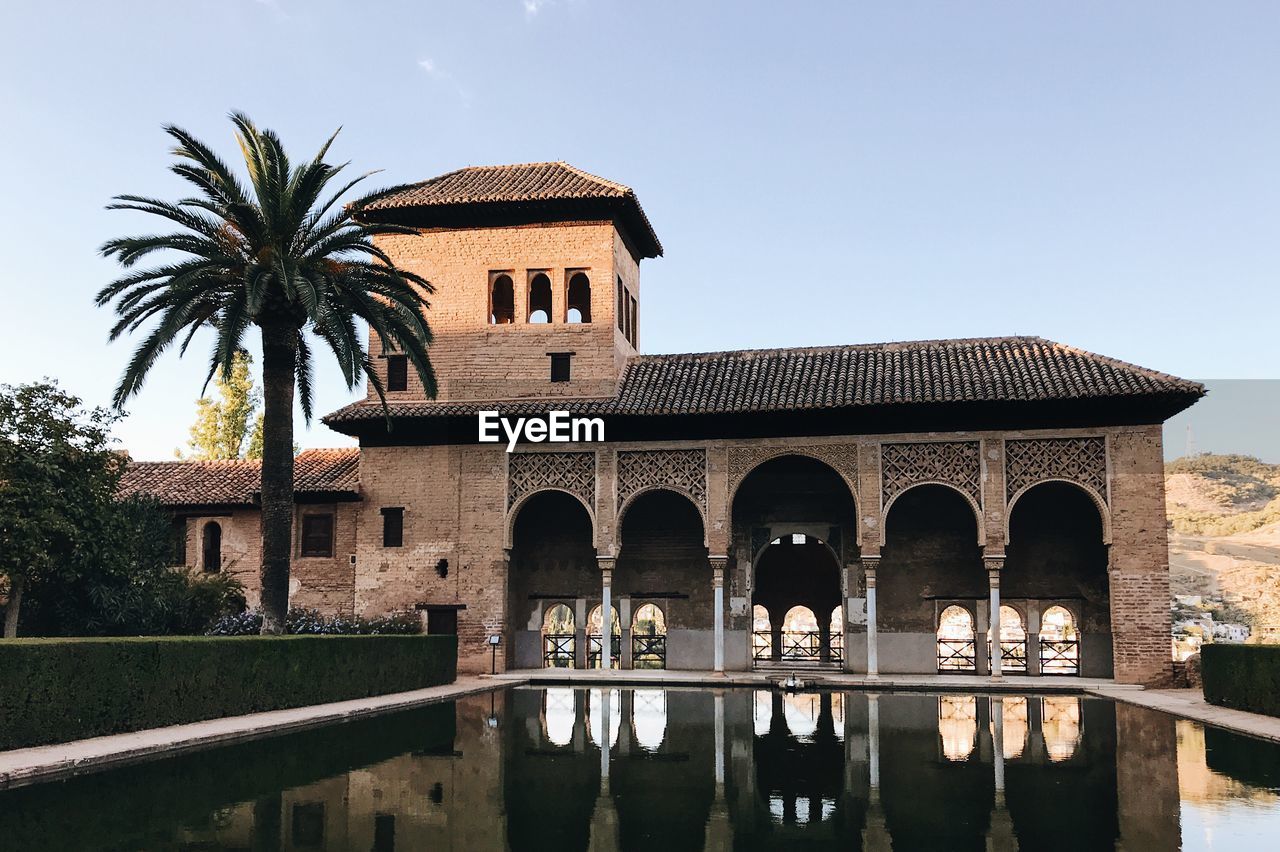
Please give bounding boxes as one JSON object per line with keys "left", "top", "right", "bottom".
{"left": 0, "top": 634, "right": 457, "bottom": 750}
{"left": 1201, "top": 644, "right": 1280, "bottom": 718}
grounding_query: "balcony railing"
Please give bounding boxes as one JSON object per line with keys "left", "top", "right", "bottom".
{"left": 543, "top": 633, "right": 575, "bottom": 668}
{"left": 632, "top": 634, "right": 667, "bottom": 669}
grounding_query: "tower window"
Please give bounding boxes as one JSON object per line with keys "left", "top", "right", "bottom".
{"left": 490, "top": 273, "right": 515, "bottom": 324}
{"left": 386, "top": 354, "right": 408, "bottom": 392}
{"left": 550, "top": 352, "right": 572, "bottom": 383}
{"left": 381, "top": 507, "right": 404, "bottom": 548}
{"left": 628, "top": 294, "right": 638, "bottom": 347}
{"left": 201, "top": 521, "right": 221, "bottom": 573}
{"left": 567, "top": 272, "right": 591, "bottom": 323}
{"left": 617, "top": 277, "right": 625, "bottom": 332}
{"left": 528, "top": 272, "right": 552, "bottom": 323}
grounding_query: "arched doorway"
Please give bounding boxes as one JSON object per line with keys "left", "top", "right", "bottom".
{"left": 587, "top": 605, "right": 621, "bottom": 669}
{"left": 509, "top": 490, "right": 596, "bottom": 669}
{"left": 542, "top": 603, "right": 575, "bottom": 668}
{"left": 1040, "top": 605, "right": 1081, "bottom": 675}
{"left": 201, "top": 521, "right": 221, "bottom": 573}
{"left": 732, "top": 455, "right": 857, "bottom": 672}
{"left": 991, "top": 605, "right": 1028, "bottom": 673}
{"left": 1005, "top": 481, "right": 1108, "bottom": 677}
{"left": 883, "top": 484, "right": 984, "bottom": 674}
{"left": 615, "top": 489, "right": 707, "bottom": 669}
{"left": 937, "top": 605, "right": 977, "bottom": 672}
{"left": 753, "top": 535, "right": 843, "bottom": 668}
{"left": 631, "top": 603, "right": 667, "bottom": 669}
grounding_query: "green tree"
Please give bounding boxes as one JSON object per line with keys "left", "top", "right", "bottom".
{"left": 182, "top": 350, "right": 261, "bottom": 459}
{"left": 0, "top": 381, "right": 124, "bottom": 637}
{"left": 97, "top": 114, "right": 437, "bottom": 633}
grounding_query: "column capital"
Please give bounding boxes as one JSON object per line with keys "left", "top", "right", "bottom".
{"left": 598, "top": 555, "right": 615, "bottom": 582}
{"left": 708, "top": 555, "right": 729, "bottom": 573}
{"left": 984, "top": 555, "right": 1005, "bottom": 576}
{"left": 862, "top": 556, "right": 881, "bottom": 586}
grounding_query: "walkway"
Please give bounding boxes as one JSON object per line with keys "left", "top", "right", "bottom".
{"left": 1087, "top": 685, "right": 1280, "bottom": 744}
{"left": 0, "top": 675, "right": 502, "bottom": 791}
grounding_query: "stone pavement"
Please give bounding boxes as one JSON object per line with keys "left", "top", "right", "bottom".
{"left": 1087, "top": 685, "right": 1280, "bottom": 743}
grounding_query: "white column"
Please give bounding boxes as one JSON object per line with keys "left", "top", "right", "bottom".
{"left": 599, "top": 558, "right": 615, "bottom": 670}
{"left": 601, "top": 688, "right": 612, "bottom": 790}
{"left": 711, "top": 556, "right": 727, "bottom": 673}
{"left": 865, "top": 557, "right": 880, "bottom": 678}
{"left": 714, "top": 692, "right": 725, "bottom": 794}
{"left": 987, "top": 557, "right": 1003, "bottom": 680}
{"left": 991, "top": 696, "right": 1006, "bottom": 799}
{"left": 868, "top": 692, "right": 881, "bottom": 791}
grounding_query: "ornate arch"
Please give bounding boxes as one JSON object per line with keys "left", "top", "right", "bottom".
{"left": 727, "top": 444, "right": 860, "bottom": 542}
{"left": 617, "top": 485, "right": 708, "bottom": 548}
{"left": 1005, "top": 437, "right": 1108, "bottom": 503}
{"left": 1006, "top": 478, "right": 1112, "bottom": 545}
{"left": 880, "top": 441, "right": 984, "bottom": 544}
{"left": 617, "top": 449, "right": 707, "bottom": 525}
{"left": 506, "top": 451, "right": 598, "bottom": 548}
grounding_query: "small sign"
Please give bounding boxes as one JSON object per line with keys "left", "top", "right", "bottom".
{"left": 487, "top": 635, "right": 502, "bottom": 646}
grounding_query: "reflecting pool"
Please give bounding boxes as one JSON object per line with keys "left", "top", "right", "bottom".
{"left": 3, "top": 687, "right": 1280, "bottom": 850}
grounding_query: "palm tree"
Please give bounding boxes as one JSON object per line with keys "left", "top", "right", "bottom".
{"left": 98, "top": 113, "right": 436, "bottom": 633}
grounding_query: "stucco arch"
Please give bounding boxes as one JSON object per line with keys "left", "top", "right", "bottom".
{"left": 750, "top": 529, "right": 842, "bottom": 571}
{"left": 617, "top": 486, "right": 708, "bottom": 548}
{"left": 730, "top": 451, "right": 861, "bottom": 546}
{"left": 506, "top": 487, "right": 598, "bottom": 549}
{"left": 611, "top": 488, "right": 706, "bottom": 547}
{"left": 1006, "top": 478, "right": 1112, "bottom": 545}
{"left": 882, "top": 481, "right": 986, "bottom": 546}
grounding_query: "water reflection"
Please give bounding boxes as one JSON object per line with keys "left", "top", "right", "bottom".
{"left": 6, "top": 687, "right": 1280, "bottom": 850}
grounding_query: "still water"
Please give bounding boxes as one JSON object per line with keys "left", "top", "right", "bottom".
{"left": 3, "top": 687, "right": 1279, "bottom": 851}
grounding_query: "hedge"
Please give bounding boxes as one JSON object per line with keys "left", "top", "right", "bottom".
{"left": 0, "top": 634, "right": 457, "bottom": 750}
{"left": 1201, "top": 644, "right": 1280, "bottom": 718}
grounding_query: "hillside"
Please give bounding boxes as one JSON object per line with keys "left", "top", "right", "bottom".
{"left": 1166, "top": 455, "right": 1280, "bottom": 632}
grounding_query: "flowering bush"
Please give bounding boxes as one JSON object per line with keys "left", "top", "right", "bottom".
{"left": 206, "top": 607, "right": 419, "bottom": 636}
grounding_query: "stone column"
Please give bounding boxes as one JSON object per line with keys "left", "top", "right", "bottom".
{"left": 864, "top": 557, "right": 881, "bottom": 678}
{"left": 711, "top": 555, "right": 728, "bottom": 673}
{"left": 598, "top": 557, "right": 615, "bottom": 670}
{"left": 1026, "top": 602, "right": 1041, "bottom": 676}
{"left": 987, "top": 556, "right": 1004, "bottom": 679}
{"left": 619, "top": 596, "right": 632, "bottom": 670}
{"left": 991, "top": 696, "right": 1005, "bottom": 799}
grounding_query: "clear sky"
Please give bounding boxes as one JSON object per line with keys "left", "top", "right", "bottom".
{"left": 2, "top": 1, "right": 1277, "bottom": 460}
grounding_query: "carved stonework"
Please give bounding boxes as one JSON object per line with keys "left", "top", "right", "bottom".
{"left": 726, "top": 443, "right": 859, "bottom": 498}
{"left": 1005, "top": 437, "right": 1108, "bottom": 504}
{"left": 507, "top": 451, "right": 596, "bottom": 512}
{"left": 881, "top": 441, "right": 982, "bottom": 510}
{"left": 617, "top": 449, "right": 707, "bottom": 513}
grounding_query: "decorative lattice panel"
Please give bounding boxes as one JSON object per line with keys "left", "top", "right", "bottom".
{"left": 1005, "top": 437, "right": 1108, "bottom": 503}
{"left": 507, "top": 451, "right": 596, "bottom": 511}
{"left": 617, "top": 449, "right": 707, "bottom": 513}
{"left": 727, "top": 444, "right": 859, "bottom": 498}
{"left": 881, "top": 441, "right": 982, "bottom": 509}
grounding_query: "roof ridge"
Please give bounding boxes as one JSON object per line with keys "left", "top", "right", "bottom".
{"left": 628, "top": 336, "right": 1050, "bottom": 362}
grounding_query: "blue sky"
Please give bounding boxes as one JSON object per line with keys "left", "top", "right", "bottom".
{"left": 2, "top": 1, "right": 1277, "bottom": 460}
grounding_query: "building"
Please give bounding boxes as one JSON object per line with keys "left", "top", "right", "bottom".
{"left": 120, "top": 162, "right": 1203, "bottom": 684}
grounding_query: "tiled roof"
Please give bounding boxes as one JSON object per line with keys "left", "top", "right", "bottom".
{"left": 322, "top": 336, "right": 1204, "bottom": 425}
{"left": 358, "top": 162, "right": 663, "bottom": 258}
{"left": 119, "top": 448, "right": 360, "bottom": 507}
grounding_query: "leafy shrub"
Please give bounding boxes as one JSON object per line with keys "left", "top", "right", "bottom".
{"left": 0, "top": 635, "right": 457, "bottom": 749}
{"left": 205, "top": 607, "right": 419, "bottom": 636}
{"left": 1201, "top": 644, "right": 1280, "bottom": 718}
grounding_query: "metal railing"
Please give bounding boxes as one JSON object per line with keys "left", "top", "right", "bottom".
{"left": 753, "top": 630, "right": 843, "bottom": 663}
{"left": 938, "top": 638, "right": 977, "bottom": 672}
{"left": 631, "top": 634, "right": 667, "bottom": 669}
{"left": 543, "top": 633, "right": 575, "bottom": 668}
{"left": 987, "top": 639, "right": 1029, "bottom": 673}
{"left": 1039, "top": 639, "right": 1080, "bottom": 675}
{"left": 588, "top": 634, "right": 622, "bottom": 669}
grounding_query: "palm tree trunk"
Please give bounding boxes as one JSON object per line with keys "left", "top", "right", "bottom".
{"left": 259, "top": 324, "right": 297, "bottom": 635}
{"left": 3, "top": 573, "right": 25, "bottom": 638}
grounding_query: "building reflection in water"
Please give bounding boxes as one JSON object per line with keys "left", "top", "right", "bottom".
{"left": 3, "top": 686, "right": 1223, "bottom": 851}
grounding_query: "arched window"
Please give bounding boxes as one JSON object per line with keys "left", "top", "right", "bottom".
{"left": 528, "top": 272, "right": 552, "bottom": 323}
{"left": 752, "top": 604, "right": 772, "bottom": 662}
{"left": 782, "top": 692, "right": 821, "bottom": 742}
{"left": 993, "top": 605, "right": 1028, "bottom": 673}
{"left": 631, "top": 603, "right": 667, "bottom": 669}
{"left": 542, "top": 604, "right": 575, "bottom": 669}
{"left": 490, "top": 274, "right": 515, "bottom": 324}
{"left": 567, "top": 272, "right": 591, "bottom": 323}
{"left": 937, "top": 605, "right": 977, "bottom": 672}
{"left": 587, "top": 605, "right": 621, "bottom": 669}
{"left": 781, "top": 605, "right": 819, "bottom": 661}
{"left": 543, "top": 686, "right": 575, "bottom": 746}
{"left": 1040, "top": 606, "right": 1080, "bottom": 675}
{"left": 201, "top": 522, "right": 222, "bottom": 573}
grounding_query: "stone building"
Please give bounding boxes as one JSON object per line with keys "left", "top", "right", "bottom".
{"left": 122, "top": 162, "right": 1203, "bottom": 683}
